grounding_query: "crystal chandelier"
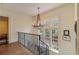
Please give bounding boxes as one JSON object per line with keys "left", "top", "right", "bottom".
{"left": 33, "top": 7, "right": 44, "bottom": 28}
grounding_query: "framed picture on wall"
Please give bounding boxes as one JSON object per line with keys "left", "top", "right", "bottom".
{"left": 64, "top": 30, "right": 69, "bottom": 36}
{"left": 63, "top": 30, "right": 71, "bottom": 41}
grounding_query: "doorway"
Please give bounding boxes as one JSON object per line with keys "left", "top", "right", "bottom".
{"left": 0, "top": 16, "right": 8, "bottom": 44}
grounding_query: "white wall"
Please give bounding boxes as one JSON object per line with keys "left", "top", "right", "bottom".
{"left": 77, "top": 3, "right": 79, "bottom": 55}
{"left": 32, "top": 4, "right": 76, "bottom": 55}
{"left": 0, "top": 8, "right": 32, "bottom": 43}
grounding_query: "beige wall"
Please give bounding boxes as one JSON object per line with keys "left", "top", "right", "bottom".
{"left": 0, "top": 7, "right": 32, "bottom": 43}
{"left": 0, "top": 3, "right": 76, "bottom": 55}
{"left": 32, "top": 4, "right": 76, "bottom": 54}
{"left": 77, "top": 3, "right": 79, "bottom": 55}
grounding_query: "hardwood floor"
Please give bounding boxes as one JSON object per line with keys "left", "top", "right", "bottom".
{"left": 0, "top": 42, "right": 33, "bottom": 55}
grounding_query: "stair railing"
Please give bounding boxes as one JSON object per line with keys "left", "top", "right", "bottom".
{"left": 18, "top": 32, "right": 49, "bottom": 55}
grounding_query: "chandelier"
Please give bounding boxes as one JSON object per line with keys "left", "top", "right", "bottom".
{"left": 33, "top": 7, "right": 44, "bottom": 28}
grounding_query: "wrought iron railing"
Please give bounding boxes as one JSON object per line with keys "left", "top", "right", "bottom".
{"left": 18, "top": 32, "right": 49, "bottom": 55}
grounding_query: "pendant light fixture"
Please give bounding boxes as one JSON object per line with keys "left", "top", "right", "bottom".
{"left": 33, "top": 7, "right": 44, "bottom": 28}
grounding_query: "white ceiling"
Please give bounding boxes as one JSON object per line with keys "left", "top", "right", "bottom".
{"left": 0, "top": 3, "right": 64, "bottom": 16}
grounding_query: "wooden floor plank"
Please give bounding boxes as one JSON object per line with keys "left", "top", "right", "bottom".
{"left": 0, "top": 42, "right": 33, "bottom": 55}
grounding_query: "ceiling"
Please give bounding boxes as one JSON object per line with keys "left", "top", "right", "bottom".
{"left": 0, "top": 3, "right": 64, "bottom": 16}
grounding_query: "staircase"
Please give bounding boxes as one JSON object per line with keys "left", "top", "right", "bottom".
{"left": 18, "top": 32, "right": 49, "bottom": 55}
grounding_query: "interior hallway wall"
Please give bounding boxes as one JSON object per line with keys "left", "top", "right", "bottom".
{"left": 0, "top": 7, "right": 32, "bottom": 43}
{"left": 32, "top": 4, "right": 76, "bottom": 55}
{"left": 77, "top": 3, "right": 79, "bottom": 55}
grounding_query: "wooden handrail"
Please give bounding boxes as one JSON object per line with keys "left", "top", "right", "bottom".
{"left": 18, "top": 32, "right": 40, "bottom": 36}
